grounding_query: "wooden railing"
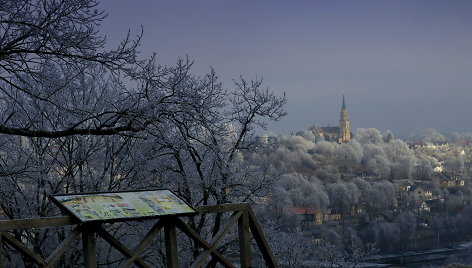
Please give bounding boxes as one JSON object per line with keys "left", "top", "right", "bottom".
{"left": 0, "top": 203, "right": 278, "bottom": 268}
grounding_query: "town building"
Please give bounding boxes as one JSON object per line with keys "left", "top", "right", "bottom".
{"left": 437, "top": 172, "right": 465, "bottom": 188}
{"left": 410, "top": 184, "right": 434, "bottom": 201}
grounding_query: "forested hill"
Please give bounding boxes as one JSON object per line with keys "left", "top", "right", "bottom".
{"left": 260, "top": 128, "right": 472, "bottom": 265}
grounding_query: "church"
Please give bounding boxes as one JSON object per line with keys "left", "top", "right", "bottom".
{"left": 309, "top": 96, "right": 351, "bottom": 143}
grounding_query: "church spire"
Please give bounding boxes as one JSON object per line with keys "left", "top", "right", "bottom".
{"left": 340, "top": 95, "right": 348, "bottom": 121}
{"left": 339, "top": 95, "right": 350, "bottom": 143}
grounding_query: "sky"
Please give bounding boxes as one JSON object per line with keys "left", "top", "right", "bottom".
{"left": 99, "top": 0, "right": 472, "bottom": 138}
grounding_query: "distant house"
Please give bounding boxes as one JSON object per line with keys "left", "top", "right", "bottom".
{"left": 288, "top": 207, "right": 344, "bottom": 226}
{"left": 288, "top": 207, "right": 324, "bottom": 226}
{"left": 393, "top": 180, "right": 414, "bottom": 200}
{"left": 325, "top": 208, "right": 342, "bottom": 221}
{"left": 394, "top": 180, "right": 413, "bottom": 193}
{"left": 326, "top": 213, "right": 341, "bottom": 221}
{"left": 350, "top": 204, "right": 366, "bottom": 216}
{"left": 436, "top": 172, "right": 465, "bottom": 188}
{"left": 406, "top": 142, "right": 449, "bottom": 149}
{"left": 410, "top": 184, "right": 433, "bottom": 201}
{"left": 425, "top": 142, "right": 449, "bottom": 149}
{"left": 399, "top": 184, "right": 412, "bottom": 192}
{"left": 419, "top": 201, "right": 431, "bottom": 212}
{"left": 407, "top": 142, "right": 426, "bottom": 149}
{"left": 433, "top": 165, "right": 444, "bottom": 173}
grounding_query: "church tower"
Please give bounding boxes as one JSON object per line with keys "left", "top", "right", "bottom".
{"left": 339, "top": 95, "right": 351, "bottom": 143}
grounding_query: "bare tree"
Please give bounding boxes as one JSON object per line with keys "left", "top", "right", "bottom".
{"left": 0, "top": 0, "right": 149, "bottom": 138}
{"left": 140, "top": 71, "right": 286, "bottom": 263}
{"left": 0, "top": 1, "right": 287, "bottom": 266}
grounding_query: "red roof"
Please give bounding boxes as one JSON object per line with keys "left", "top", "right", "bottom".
{"left": 288, "top": 207, "right": 321, "bottom": 215}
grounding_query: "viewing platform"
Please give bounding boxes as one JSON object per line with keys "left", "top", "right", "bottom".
{"left": 0, "top": 203, "right": 278, "bottom": 268}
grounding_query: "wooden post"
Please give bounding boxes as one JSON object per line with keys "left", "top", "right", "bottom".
{"left": 82, "top": 225, "right": 97, "bottom": 268}
{"left": 238, "top": 211, "right": 251, "bottom": 268}
{"left": 0, "top": 233, "right": 3, "bottom": 268}
{"left": 164, "top": 217, "right": 179, "bottom": 268}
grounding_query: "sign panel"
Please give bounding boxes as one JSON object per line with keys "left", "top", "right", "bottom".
{"left": 51, "top": 189, "right": 197, "bottom": 222}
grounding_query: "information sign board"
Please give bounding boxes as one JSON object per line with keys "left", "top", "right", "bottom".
{"left": 51, "top": 189, "right": 197, "bottom": 222}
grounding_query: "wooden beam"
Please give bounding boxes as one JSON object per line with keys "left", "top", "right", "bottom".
{"left": 191, "top": 211, "right": 242, "bottom": 268}
{"left": 0, "top": 231, "right": 47, "bottom": 266}
{"left": 238, "top": 211, "right": 251, "bottom": 268}
{"left": 174, "top": 218, "right": 235, "bottom": 268}
{"left": 164, "top": 217, "right": 179, "bottom": 268}
{"left": 247, "top": 208, "right": 279, "bottom": 268}
{"left": 44, "top": 225, "right": 82, "bottom": 267}
{"left": 0, "top": 216, "right": 76, "bottom": 231}
{"left": 119, "top": 220, "right": 164, "bottom": 268}
{"left": 95, "top": 226, "right": 150, "bottom": 268}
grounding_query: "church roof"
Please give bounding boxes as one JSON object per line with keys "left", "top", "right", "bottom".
{"left": 310, "top": 126, "right": 340, "bottom": 134}
{"left": 321, "top": 127, "right": 340, "bottom": 133}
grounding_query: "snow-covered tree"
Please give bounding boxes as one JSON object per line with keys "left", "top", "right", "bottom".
{"left": 0, "top": 1, "right": 286, "bottom": 266}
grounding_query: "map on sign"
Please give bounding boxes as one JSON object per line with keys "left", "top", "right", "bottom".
{"left": 51, "top": 189, "right": 197, "bottom": 222}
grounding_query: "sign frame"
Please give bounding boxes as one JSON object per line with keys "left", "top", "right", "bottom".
{"left": 50, "top": 188, "right": 198, "bottom": 223}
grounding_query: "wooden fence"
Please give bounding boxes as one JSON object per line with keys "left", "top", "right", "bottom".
{"left": 0, "top": 203, "right": 278, "bottom": 268}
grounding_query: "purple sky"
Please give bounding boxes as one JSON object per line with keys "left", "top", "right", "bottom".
{"left": 99, "top": 1, "right": 472, "bottom": 138}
